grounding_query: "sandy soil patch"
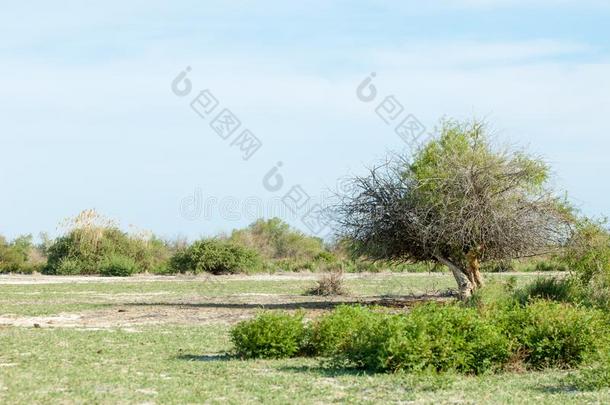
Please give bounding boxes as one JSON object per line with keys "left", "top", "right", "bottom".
{"left": 0, "top": 293, "right": 449, "bottom": 330}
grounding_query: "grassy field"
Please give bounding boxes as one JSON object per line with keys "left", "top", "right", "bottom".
{"left": 0, "top": 272, "right": 607, "bottom": 404}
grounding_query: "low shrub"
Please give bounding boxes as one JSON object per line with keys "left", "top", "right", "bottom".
{"left": 311, "top": 303, "right": 511, "bottom": 374}
{"left": 481, "top": 258, "right": 568, "bottom": 273}
{"left": 231, "top": 312, "right": 306, "bottom": 359}
{"left": 514, "top": 274, "right": 610, "bottom": 311}
{"left": 131, "top": 236, "right": 172, "bottom": 274}
{"left": 584, "top": 272, "right": 610, "bottom": 309}
{"left": 468, "top": 280, "right": 517, "bottom": 311}
{"left": 307, "top": 305, "right": 380, "bottom": 358}
{"left": 45, "top": 225, "right": 170, "bottom": 275}
{"left": 46, "top": 228, "right": 127, "bottom": 275}
{"left": 99, "top": 255, "right": 139, "bottom": 277}
{"left": 306, "top": 271, "right": 347, "bottom": 296}
{"left": 387, "top": 304, "right": 510, "bottom": 374}
{"left": 0, "top": 235, "right": 43, "bottom": 274}
{"left": 149, "top": 262, "right": 172, "bottom": 275}
{"left": 272, "top": 258, "right": 315, "bottom": 272}
{"left": 514, "top": 277, "right": 580, "bottom": 305}
{"left": 169, "top": 239, "right": 262, "bottom": 274}
{"left": 336, "top": 311, "right": 410, "bottom": 371}
{"left": 515, "top": 300, "right": 604, "bottom": 369}
{"left": 229, "top": 218, "right": 325, "bottom": 261}
{"left": 56, "top": 258, "right": 83, "bottom": 275}
{"left": 11, "top": 262, "right": 45, "bottom": 274}
{"left": 534, "top": 260, "right": 568, "bottom": 272}
{"left": 560, "top": 218, "right": 610, "bottom": 284}
{"left": 314, "top": 251, "right": 338, "bottom": 263}
{"left": 232, "top": 298, "right": 607, "bottom": 375}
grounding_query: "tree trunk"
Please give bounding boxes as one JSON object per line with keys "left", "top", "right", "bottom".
{"left": 467, "top": 249, "right": 484, "bottom": 288}
{"left": 469, "top": 259, "right": 484, "bottom": 288}
{"left": 436, "top": 256, "right": 474, "bottom": 299}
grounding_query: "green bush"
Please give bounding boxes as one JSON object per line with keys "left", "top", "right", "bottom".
{"left": 468, "top": 280, "right": 517, "bottom": 312}
{"left": 480, "top": 258, "right": 569, "bottom": 273}
{"left": 514, "top": 277, "right": 581, "bottom": 305}
{"left": 308, "top": 305, "right": 379, "bottom": 357}
{"left": 513, "top": 273, "right": 610, "bottom": 311}
{"left": 515, "top": 301, "right": 604, "bottom": 369}
{"left": 131, "top": 236, "right": 172, "bottom": 274}
{"left": 149, "top": 262, "right": 172, "bottom": 275}
{"left": 169, "top": 239, "right": 262, "bottom": 274}
{"left": 10, "top": 262, "right": 45, "bottom": 274}
{"left": 46, "top": 228, "right": 125, "bottom": 274}
{"left": 272, "top": 258, "right": 315, "bottom": 272}
{"left": 231, "top": 312, "right": 306, "bottom": 359}
{"left": 314, "top": 251, "right": 338, "bottom": 263}
{"left": 229, "top": 218, "right": 325, "bottom": 261}
{"left": 534, "top": 260, "right": 568, "bottom": 272}
{"left": 560, "top": 218, "right": 610, "bottom": 284}
{"left": 311, "top": 304, "right": 510, "bottom": 374}
{"left": 99, "top": 255, "right": 139, "bottom": 277}
{"left": 233, "top": 299, "right": 606, "bottom": 374}
{"left": 45, "top": 225, "right": 170, "bottom": 276}
{"left": 56, "top": 258, "right": 82, "bottom": 275}
{"left": 387, "top": 304, "right": 510, "bottom": 374}
{"left": 0, "top": 235, "right": 42, "bottom": 274}
{"left": 584, "top": 272, "right": 610, "bottom": 309}
{"left": 337, "top": 312, "right": 410, "bottom": 371}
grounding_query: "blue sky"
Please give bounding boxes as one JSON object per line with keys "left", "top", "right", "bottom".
{"left": 1, "top": 1, "right": 609, "bottom": 241}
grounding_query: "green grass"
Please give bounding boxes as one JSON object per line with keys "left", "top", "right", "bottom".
{"left": 0, "top": 273, "right": 544, "bottom": 316}
{"left": 0, "top": 272, "right": 601, "bottom": 404}
{"left": 0, "top": 325, "right": 608, "bottom": 404}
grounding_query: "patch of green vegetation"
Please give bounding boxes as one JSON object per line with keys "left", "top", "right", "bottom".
{"left": 0, "top": 273, "right": 545, "bottom": 317}
{"left": 231, "top": 312, "right": 306, "bottom": 359}
{"left": 234, "top": 300, "right": 606, "bottom": 375}
{"left": 169, "top": 239, "right": 262, "bottom": 274}
{"left": 46, "top": 227, "right": 170, "bottom": 275}
{"left": 229, "top": 218, "right": 325, "bottom": 261}
{"left": 0, "top": 273, "right": 609, "bottom": 403}
{"left": 0, "top": 235, "right": 45, "bottom": 274}
{"left": 99, "top": 254, "right": 139, "bottom": 277}
{"left": 565, "top": 354, "right": 610, "bottom": 391}
{"left": 0, "top": 325, "right": 609, "bottom": 404}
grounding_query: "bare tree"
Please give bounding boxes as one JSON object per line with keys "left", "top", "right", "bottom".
{"left": 334, "top": 120, "right": 572, "bottom": 298}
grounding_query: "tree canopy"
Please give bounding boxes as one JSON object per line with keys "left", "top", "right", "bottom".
{"left": 335, "top": 119, "right": 572, "bottom": 297}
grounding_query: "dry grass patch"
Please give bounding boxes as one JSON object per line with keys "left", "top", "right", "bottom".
{"left": 306, "top": 271, "right": 348, "bottom": 296}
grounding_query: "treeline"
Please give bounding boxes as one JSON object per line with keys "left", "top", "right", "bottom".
{"left": 1, "top": 209, "right": 604, "bottom": 277}
{"left": 0, "top": 210, "right": 432, "bottom": 276}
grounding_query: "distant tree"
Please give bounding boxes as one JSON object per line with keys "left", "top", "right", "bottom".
{"left": 229, "top": 218, "right": 324, "bottom": 260}
{"left": 561, "top": 217, "right": 610, "bottom": 284}
{"left": 335, "top": 119, "right": 572, "bottom": 298}
{"left": 0, "top": 234, "right": 34, "bottom": 273}
{"left": 45, "top": 209, "right": 170, "bottom": 275}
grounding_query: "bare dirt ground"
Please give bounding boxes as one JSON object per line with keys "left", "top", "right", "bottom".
{"left": 0, "top": 293, "right": 449, "bottom": 330}
{"left": 0, "top": 272, "right": 555, "bottom": 330}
